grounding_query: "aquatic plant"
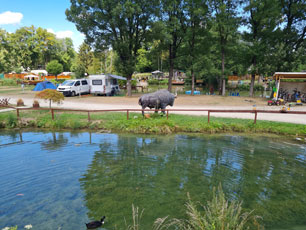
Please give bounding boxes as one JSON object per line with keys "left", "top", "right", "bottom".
{"left": 154, "top": 185, "right": 262, "bottom": 230}
{"left": 125, "top": 204, "right": 144, "bottom": 230}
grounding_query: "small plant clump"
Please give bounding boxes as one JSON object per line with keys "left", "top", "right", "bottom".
{"left": 32, "top": 100, "right": 40, "bottom": 108}
{"left": 16, "top": 98, "right": 24, "bottom": 106}
{"left": 125, "top": 185, "right": 262, "bottom": 230}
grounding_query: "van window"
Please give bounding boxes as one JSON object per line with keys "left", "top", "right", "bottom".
{"left": 111, "top": 79, "right": 118, "bottom": 84}
{"left": 75, "top": 81, "right": 80, "bottom": 86}
{"left": 81, "top": 80, "right": 88, "bottom": 85}
{"left": 92, "top": 80, "right": 102, "bottom": 85}
{"left": 62, "top": 80, "right": 74, "bottom": 86}
{"left": 105, "top": 79, "right": 108, "bottom": 86}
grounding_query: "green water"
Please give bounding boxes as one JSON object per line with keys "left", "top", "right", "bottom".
{"left": 0, "top": 131, "right": 305, "bottom": 230}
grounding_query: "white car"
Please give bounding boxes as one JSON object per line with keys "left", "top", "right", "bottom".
{"left": 57, "top": 79, "right": 90, "bottom": 97}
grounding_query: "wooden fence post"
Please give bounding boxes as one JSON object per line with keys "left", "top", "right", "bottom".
{"left": 16, "top": 108, "right": 19, "bottom": 119}
{"left": 127, "top": 109, "right": 129, "bottom": 120}
{"left": 88, "top": 111, "right": 91, "bottom": 122}
{"left": 51, "top": 109, "right": 54, "bottom": 120}
{"left": 208, "top": 111, "right": 210, "bottom": 123}
{"left": 167, "top": 110, "right": 169, "bottom": 119}
{"left": 254, "top": 111, "right": 257, "bottom": 124}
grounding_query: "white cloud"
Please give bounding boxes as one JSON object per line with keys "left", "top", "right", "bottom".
{"left": 47, "top": 28, "right": 73, "bottom": 39}
{"left": 0, "top": 11, "right": 23, "bottom": 25}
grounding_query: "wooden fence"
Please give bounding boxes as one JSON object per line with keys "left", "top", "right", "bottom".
{"left": 2, "top": 106, "right": 306, "bottom": 124}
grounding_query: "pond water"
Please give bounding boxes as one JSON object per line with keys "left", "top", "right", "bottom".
{"left": 0, "top": 131, "right": 306, "bottom": 230}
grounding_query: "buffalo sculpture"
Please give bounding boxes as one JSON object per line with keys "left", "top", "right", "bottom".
{"left": 138, "top": 89, "right": 177, "bottom": 116}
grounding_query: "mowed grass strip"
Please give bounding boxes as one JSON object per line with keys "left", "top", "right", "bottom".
{"left": 0, "top": 110, "right": 305, "bottom": 136}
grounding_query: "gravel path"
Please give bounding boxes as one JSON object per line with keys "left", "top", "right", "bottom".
{"left": 2, "top": 92, "right": 306, "bottom": 125}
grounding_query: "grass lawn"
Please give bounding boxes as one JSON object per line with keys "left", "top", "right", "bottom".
{"left": 0, "top": 110, "right": 305, "bottom": 137}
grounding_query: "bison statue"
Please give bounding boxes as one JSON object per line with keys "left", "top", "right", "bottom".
{"left": 138, "top": 89, "right": 177, "bottom": 115}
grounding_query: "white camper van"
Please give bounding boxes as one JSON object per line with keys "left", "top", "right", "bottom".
{"left": 57, "top": 79, "right": 90, "bottom": 97}
{"left": 88, "top": 74, "right": 125, "bottom": 96}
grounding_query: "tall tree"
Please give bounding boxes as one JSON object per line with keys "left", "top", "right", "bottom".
{"left": 210, "top": 0, "right": 240, "bottom": 96}
{"left": 243, "top": 0, "right": 280, "bottom": 97}
{"left": 78, "top": 42, "right": 93, "bottom": 73}
{"left": 66, "top": 0, "right": 158, "bottom": 96}
{"left": 275, "top": 0, "right": 306, "bottom": 71}
{"left": 159, "top": 0, "right": 187, "bottom": 92}
{"left": 182, "top": 0, "right": 210, "bottom": 95}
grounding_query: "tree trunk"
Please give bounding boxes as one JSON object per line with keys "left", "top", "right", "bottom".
{"left": 191, "top": 69, "right": 195, "bottom": 96}
{"left": 249, "top": 74, "right": 255, "bottom": 97}
{"left": 127, "top": 77, "right": 132, "bottom": 97}
{"left": 168, "top": 57, "right": 173, "bottom": 92}
{"left": 221, "top": 47, "right": 226, "bottom": 96}
{"left": 249, "top": 57, "right": 257, "bottom": 97}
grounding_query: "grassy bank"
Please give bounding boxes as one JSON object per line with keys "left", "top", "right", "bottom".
{"left": 0, "top": 110, "right": 305, "bottom": 137}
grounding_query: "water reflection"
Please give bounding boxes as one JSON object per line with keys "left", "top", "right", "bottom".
{"left": 80, "top": 134, "right": 306, "bottom": 229}
{"left": 0, "top": 132, "right": 305, "bottom": 230}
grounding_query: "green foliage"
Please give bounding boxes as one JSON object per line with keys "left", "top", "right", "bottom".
{"left": 71, "top": 64, "right": 86, "bottom": 79}
{"left": 7, "top": 113, "right": 17, "bottom": 128}
{"left": 0, "top": 26, "right": 75, "bottom": 73}
{"left": 46, "top": 60, "right": 63, "bottom": 76}
{"left": 235, "top": 84, "right": 264, "bottom": 92}
{"left": 148, "top": 79, "right": 168, "bottom": 85}
{"left": 1, "top": 78, "right": 18, "bottom": 86}
{"left": 66, "top": 0, "right": 159, "bottom": 95}
{"left": 1, "top": 109, "right": 306, "bottom": 138}
{"left": 78, "top": 42, "right": 93, "bottom": 72}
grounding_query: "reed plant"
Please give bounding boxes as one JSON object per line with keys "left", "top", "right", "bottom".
{"left": 125, "top": 204, "right": 145, "bottom": 230}
{"left": 125, "top": 185, "right": 262, "bottom": 230}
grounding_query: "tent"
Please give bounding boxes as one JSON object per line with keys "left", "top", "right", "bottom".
{"left": 33, "top": 81, "right": 57, "bottom": 91}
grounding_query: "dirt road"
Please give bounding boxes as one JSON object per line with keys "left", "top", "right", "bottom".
{"left": 1, "top": 89, "right": 306, "bottom": 124}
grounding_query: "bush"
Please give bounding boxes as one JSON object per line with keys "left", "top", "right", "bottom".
{"left": 2, "top": 78, "right": 18, "bottom": 86}
{"left": 148, "top": 79, "right": 168, "bottom": 85}
{"left": 33, "top": 100, "right": 40, "bottom": 108}
{"left": 17, "top": 98, "right": 24, "bottom": 106}
{"left": 236, "top": 84, "right": 264, "bottom": 92}
{"left": 7, "top": 113, "right": 17, "bottom": 127}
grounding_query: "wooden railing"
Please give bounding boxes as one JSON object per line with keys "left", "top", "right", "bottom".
{"left": 1, "top": 106, "right": 306, "bottom": 124}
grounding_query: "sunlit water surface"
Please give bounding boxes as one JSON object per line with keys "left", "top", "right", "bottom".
{"left": 0, "top": 131, "right": 305, "bottom": 230}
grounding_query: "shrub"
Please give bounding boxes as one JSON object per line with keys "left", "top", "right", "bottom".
{"left": 17, "top": 98, "right": 24, "bottom": 106}
{"left": 7, "top": 113, "right": 17, "bottom": 127}
{"left": 33, "top": 100, "right": 40, "bottom": 108}
{"left": 35, "top": 89, "right": 64, "bottom": 108}
{"left": 2, "top": 78, "right": 18, "bottom": 86}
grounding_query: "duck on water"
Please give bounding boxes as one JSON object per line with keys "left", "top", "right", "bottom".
{"left": 86, "top": 216, "right": 106, "bottom": 229}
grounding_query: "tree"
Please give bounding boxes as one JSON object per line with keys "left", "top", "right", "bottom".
{"left": 78, "top": 42, "right": 93, "bottom": 73}
{"left": 158, "top": 0, "right": 187, "bottom": 92}
{"left": 35, "top": 89, "right": 65, "bottom": 108}
{"left": 66, "top": 0, "right": 158, "bottom": 96}
{"left": 210, "top": 0, "right": 240, "bottom": 96}
{"left": 243, "top": 0, "right": 280, "bottom": 97}
{"left": 181, "top": 0, "right": 210, "bottom": 95}
{"left": 46, "top": 60, "right": 63, "bottom": 79}
{"left": 274, "top": 0, "right": 306, "bottom": 71}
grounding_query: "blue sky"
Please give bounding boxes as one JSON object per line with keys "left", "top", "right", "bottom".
{"left": 0, "top": 0, "right": 84, "bottom": 50}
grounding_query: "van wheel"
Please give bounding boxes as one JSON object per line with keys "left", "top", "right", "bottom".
{"left": 71, "top": 91, "right": 75, "bottom": 97}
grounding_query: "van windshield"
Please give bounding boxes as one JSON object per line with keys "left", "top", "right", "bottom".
{"left": 62, "top": 80, "right": 75, "bottom": 86}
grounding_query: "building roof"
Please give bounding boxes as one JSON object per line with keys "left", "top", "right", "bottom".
{"left": 273, "top": 72, "right": 306, "bottom": 79}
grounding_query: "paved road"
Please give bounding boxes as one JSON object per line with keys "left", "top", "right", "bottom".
{"left": 2, "top": 96, "right": 306, "bottom": 125}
